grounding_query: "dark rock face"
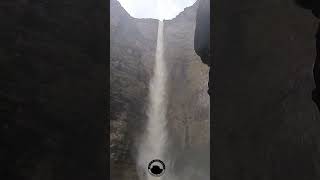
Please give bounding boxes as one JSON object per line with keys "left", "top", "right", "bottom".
{"left": 195, "top": 0, "right": 320, "bottom": 179}
{"left": 296, "top": 0, "right": 320, "bottom": 17}
{"left": 0, "top": 0, "right": 107, "bottom": 179}
{"left": 295, "top": 0, "right": 320, "bottom": 111}
{"left": 314, "top": 28, "right": 320, "bottom": 111}
{"left": 194, "top": 0, "right": 212, "bottom": 96}
{"left": 194, "top": 0, "right": 210, "bottom": 66}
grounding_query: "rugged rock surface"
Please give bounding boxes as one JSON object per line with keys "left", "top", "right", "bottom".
{"left": 0, "top": 0, "right": 107, "bottom": 179}
{"left": 110, "top": 0, "right": 158, "bottom": 179}
{"left": 195, "top": 0, "right": 320, "bottom": 179}
{"left": 110, "top": 0, "right": 209, "bottom": 179}
{"left": 163, "top": 3, "right": 210, "bottom": 178}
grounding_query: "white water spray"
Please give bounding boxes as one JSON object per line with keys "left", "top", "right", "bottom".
{"left": 137, "top": 21, "right": 172, "bottom": 180}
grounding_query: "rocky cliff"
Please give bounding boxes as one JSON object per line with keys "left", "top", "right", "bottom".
{"left": 163, "top": 3, "right": 210, "bottom": 178}
{"left": 0, "top": 0, "right": 107, "bottom": 179}
{"left": 195, "top": 0, "right": 320, "bottom": 179}
{"left": 110, "top": 0, "right": 209, "bottom": 179}
{"left": 110, "top": 0, "right": 158, "bottom": 179}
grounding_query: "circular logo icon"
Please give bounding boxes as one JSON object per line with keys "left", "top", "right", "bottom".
{"left": 148, "top": 159, "right": 165, "bottom": 177}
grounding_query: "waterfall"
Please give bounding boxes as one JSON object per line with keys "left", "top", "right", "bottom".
{"left": 137, "top": 21, "right": 172, "bottom": 180}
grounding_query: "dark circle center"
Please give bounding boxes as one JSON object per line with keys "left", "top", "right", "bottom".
{"left": 150, "top": 165, "right": 163, "bottom": 175}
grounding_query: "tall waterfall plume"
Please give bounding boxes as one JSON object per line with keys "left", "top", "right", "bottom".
{"left": 136, "top": 21, "right": 172, "bottom": 180}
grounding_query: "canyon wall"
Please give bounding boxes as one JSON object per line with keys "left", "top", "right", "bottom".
{"left": 195, "top": 0, "right": 320, "bottom": 179}
{"left": 110, "top": 0, "right": 209, "bottom": 179}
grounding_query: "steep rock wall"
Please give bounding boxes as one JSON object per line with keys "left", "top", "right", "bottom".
{"left": 195, "top": 0, "right": 320, "bottom": 179}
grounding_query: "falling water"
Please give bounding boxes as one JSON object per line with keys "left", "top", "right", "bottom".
{"left": 137, "top": 21, "right": 172, "bottom": 180}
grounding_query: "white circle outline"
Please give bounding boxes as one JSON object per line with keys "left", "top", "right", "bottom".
{"left": 148, "top": 159, "right": 166, "bottom": 177}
